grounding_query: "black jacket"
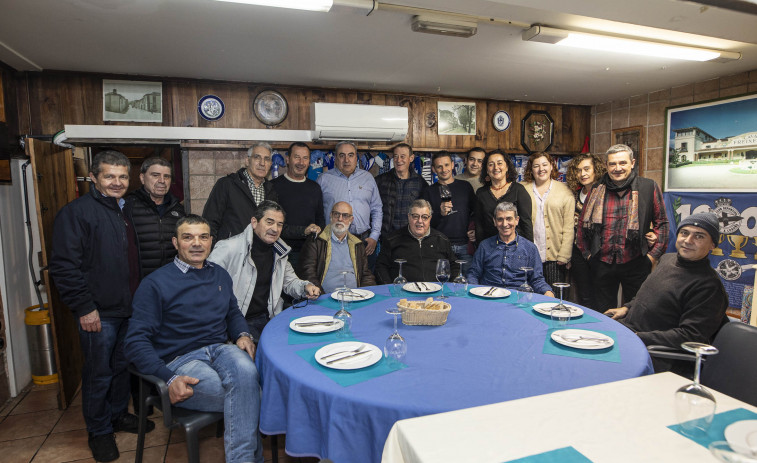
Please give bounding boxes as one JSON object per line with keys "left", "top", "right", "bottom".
{"left": 202, "top": 168, "right": 278, "bottom": 242}
{"left": 375, "top": 227, "right": 459, "bottom": 284}
{"left": 124, "top": 187, "right": 186, "bottom": 278}
{"left": 49, "top": 186, "right": 133, "bottom": 318}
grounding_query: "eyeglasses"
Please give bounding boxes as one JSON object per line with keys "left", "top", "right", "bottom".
{"left": 409, "top": 213, "right": 431, "bottom": 221}
{"left": 331, "top": 211, "right": 353, "bottom": 220}
{"left": 250, "top": 154, "right": 272, "bottom": 164}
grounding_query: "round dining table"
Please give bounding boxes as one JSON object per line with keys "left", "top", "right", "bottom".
{"left": 256, "top": 285, "right": 654, "bottom": 463}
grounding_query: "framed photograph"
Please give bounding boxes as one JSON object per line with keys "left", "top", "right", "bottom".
{"left": 520, "top": 110, "right": 553, "bottom": 154}
{"left": 665, "top": 93, "right": 757, "bottom": 192}
{"left": 437, "top": 101, "right": 476, "bottom": 135}
{"left": 103, "top": 79, "right": 162, "bottom": 122}
{"left": 612, "top": 126, "right": 645, "bottom": 176}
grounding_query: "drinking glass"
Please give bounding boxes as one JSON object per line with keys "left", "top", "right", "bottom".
{"left": 384, "top": 306, "right": 407, "bottom": 365}
{"left": 339, "top": 270, "right": 352, "bottom": 291}
{"left": 436, "top": 259, "right": 451, "bottom": 299}
{"left": 675, "top": 342, "right": 719, "bottom": 437}
{"left": 709, "top": 441, "right": 757, "bottom": 462}
{"left": 333, "top": 289, "right": 352, "bottom": 338}
{"left": 515, "top": 266, "right": 534, "bottom": 307}
{"left": 450, "top": 260, "right": 468, "bottom": 296}
{"left": 550, "top": 282, "right": 571, "bottom": 328}
{"left": 393, "top": 259, "right": 408, "bottom": 296}
{"left": 439, "top": 183, "right": 457, "bottom": 215}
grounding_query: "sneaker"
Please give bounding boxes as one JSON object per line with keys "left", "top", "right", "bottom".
{"left": 112, "top": 412, "right": 155, "bottom": 434}
{"left": 88, "top": 433, "right": 119, "bottom": 462}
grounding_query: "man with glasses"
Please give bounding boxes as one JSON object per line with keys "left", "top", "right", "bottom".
{"left": 299, "top": 201, "right": 376, "bottom": 293}
{"left": 203, "top": 142, "right": 279, "bottom": 242}
{"left": 209, "top": 201, "right": 320, "bottom": 341}
{"left": 375, "top": 199, "right": 458, "bottom": 284}
{"left": 455, "top": 147, "right": 485, "bottom": 192}
{"left": 317, "top": 141, "right": 383, "bottom": 266}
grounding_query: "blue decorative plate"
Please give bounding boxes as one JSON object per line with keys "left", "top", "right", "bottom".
{"left": 493, "top": 110, "right": 511, "bottom": 132}
{"left": 198, "top": 95, "right": 225, "bottom": 121}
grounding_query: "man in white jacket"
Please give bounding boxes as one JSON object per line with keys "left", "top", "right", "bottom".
{"left": 209, "top": 200, "right": 320, "bottom": 340}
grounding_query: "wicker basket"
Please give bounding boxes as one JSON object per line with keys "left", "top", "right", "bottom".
{"left": 399, "top": 300, "right": 452, "bottom": 326}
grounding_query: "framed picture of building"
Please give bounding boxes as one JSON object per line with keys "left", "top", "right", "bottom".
{"left": 437, "top": 101, "right": 476, "bottom": 135}
{"left": 664, "top": 93, "right": 757, "bottom": 192}
{"left": 103, "top": 79, "right": 163, "bottom": 122}
{"left": 612, "top": 126, "right": 645, "bottom": 177}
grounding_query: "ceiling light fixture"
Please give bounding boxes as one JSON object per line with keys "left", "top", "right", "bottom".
{"left": 411, "top": 14, "right": 478, "bottom": 38}
{"left": 522, "top": 25, "right": 741, "bottom": 62}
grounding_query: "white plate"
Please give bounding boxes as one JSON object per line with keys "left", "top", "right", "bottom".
{"left": 725, "top": 420, "right": 757, "bottom": 457}
{"left": 551, "top": 329, "right": 614, "bottom": 350}
{"left": 403, "top": 282, "right": 442, "bottom": 293}
{"left": 330, "top": 288, "right": 375, "bottom": 301}
{"left": 314, "top": 342, "right": 382, "bottom": 370}
{"left": 469, "top": 286, "right": 511, "bottom": 298}
{"left": 290, "top": 316, "right": 343, "bottom": 334}
{"left": 533, "top": 302, "right": 584, "bottom": 318}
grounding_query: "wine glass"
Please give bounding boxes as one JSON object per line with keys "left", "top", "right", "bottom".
{"left": 393, "top": 259, "right": 408, "bottom": 296}
{"left": 450, "top": 259, "right": 468, "bottom": 296}
{"left": 384, "top": 306, "right": 407, "bottom": 365}
{"left": 333, "top": 289, "right": 353, "bottom": 338}
{"left": 435, "top": 259, "right": 451, "bottom": 299}
{"left": 675, "top": 342, "right": 719, "bottom": 437}
{"left": 550, "top": 282, "right": 571, "bottom": 328}
{"left": 515, "top": 267, "right": 534, "bottom": 307}
{"left": 709, "top": 441, "right": 757, "bottom": 462}
{"left": 439, "top": 183, "right": 457, "bottom": 215}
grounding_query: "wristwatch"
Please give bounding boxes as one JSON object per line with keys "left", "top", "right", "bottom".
{"left": 237, "top": 332, "right": 253, "bottom": 341}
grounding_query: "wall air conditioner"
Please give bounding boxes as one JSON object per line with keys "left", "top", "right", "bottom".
{"left": 311, "top": 103, "right": 408, "bottom": 142}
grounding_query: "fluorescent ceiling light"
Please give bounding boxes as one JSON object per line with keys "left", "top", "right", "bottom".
{"left": 214, "top": 0, "right": 334, "bottom": 12}
{"left": 522, "top": 26, "right": 741, "bottom": 62}
{"left": 411, "top": 14, "right": 478, "bottom": 38}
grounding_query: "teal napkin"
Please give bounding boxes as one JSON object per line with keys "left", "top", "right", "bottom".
{"left": 295, "top": 344, "right": 407, "bottom": 387}
{"left": 311, "top": 294, "right": 391, "bottom": 311}
{"left": 390, "top": 285, "right": 442, "bottom": 298}
{"left": 668, "top": 408, "right": 757, "bottom": 448}
{"left": 543, "top": 329, "right": 621, "bottom": 363}
{"left": 504, "top": 446, "right": 593, "bottom": 462}
{"left": 287, "top": 317, "right": 356, "bottom": 345}
{"left": 519, "top": 305, "right": 601, "bottom": 326}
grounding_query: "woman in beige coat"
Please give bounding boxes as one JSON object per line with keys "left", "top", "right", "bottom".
{"left": 520, "top": 152, "right": 575, "bottom": 286}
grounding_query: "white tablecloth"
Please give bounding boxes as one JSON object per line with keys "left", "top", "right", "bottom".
{"left": 382, "top": 372, "right": 757, "bottom": 462}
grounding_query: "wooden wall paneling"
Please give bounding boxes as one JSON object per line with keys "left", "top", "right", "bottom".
{"left": 296, "top": 89, "right": 311, "bottom": 134}
{"left": 222, "top": 83, "right": 246, "bottom": 128}
{"left": 549, "top": 105, "right": 564, "bottom": 154}
{"left": 12, "top": 73, "right": 31, "bottom": 135}
{"left": 277, "top": 86, "right": 301, "bottom": 131}
{"left": 81, "top": 75, "right": 102, "bottom": 125}
{"left": 423, "top": 98, "right": 439, "bottom": 149}
{"left": 171, "top": 81, "right": 198, "bottom": 128}
{"left": 247, "top": 84, "right": 266, "bottom": 129}
{"left": 58, "top": 75, "right": 86, "bottom": 130}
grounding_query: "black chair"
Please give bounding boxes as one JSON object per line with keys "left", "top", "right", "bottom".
{"left": 647, "top": 322, "right": 757, "bottom": 407}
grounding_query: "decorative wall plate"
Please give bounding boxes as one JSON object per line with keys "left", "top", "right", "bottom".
{"left": 253, "top": 90, "right": 288, "bottom": 126}
{"left": 492, "top": 110, "right": 511, "bottom": 132}
{"left": 198, "top": 95, "right": 225, "bottom": 121}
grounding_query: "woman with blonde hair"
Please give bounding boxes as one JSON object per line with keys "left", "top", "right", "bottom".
{"left": 521, "top": 152, "right": 575, "bottom": 286}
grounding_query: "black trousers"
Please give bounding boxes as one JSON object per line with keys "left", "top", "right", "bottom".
{"left": 588, "top": 254, "right": 653, "bottom": 313}
{"left": 568, "top": 244, "right": 593, "bottom": 308}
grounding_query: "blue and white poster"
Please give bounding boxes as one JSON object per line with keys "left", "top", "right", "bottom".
{"left": 664, "top": 192, "right": 757, "bottom": 313}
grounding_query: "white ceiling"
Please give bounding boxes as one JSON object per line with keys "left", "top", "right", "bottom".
{"left": 1, "top": 0, "right": 756, "bottom": 105}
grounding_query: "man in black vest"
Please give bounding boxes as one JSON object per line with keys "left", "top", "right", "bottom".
{"left": 125, "top": 157, "right": 186, "bottom": 277}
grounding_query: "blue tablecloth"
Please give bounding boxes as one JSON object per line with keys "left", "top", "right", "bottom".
{"left": 256, "top": 285, "right": 654, "bottom": 463}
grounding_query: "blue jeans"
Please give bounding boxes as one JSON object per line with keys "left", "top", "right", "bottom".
{"left": 451, "top": 244, "right": 472, "bottom": 268}
{"left": 167, "top": 343, "right": 263, "bottom": 463}
{"left": 78, "top": 316, "right": 130, "bottom": 436}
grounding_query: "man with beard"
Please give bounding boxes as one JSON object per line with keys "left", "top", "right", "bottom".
{"left": 577, "top": 144, "right": 668, "bottom": 312}
{"left": 455, "top": 147, "right": 485, "bottom": 192}
{"left": 271, "top": 142, "right": 325, "bottom": 269}
{"left": 209, "top": 201, "right": 320, "bottom": 341}
{"left": 299, "top": 201, "right": 376, "bottom": 293}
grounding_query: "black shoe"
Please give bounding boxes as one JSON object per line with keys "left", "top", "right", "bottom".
{"left": 112, "top": 412, "right": 155, "bottom": 434}
{"left": 88, "top": 433, "right": 119, "bottom": 462}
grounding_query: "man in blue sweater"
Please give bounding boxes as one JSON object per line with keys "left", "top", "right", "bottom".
{"left": 468, "top": 202, "right": 554, "bottom": 296}
{"left": 125, "top": 215, "right": 262, "bottom": 463}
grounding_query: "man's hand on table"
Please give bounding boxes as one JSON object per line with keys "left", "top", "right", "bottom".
{"left": 305, "top": 283, "right": 321, "bottom": 299}
{"left": 544, "top": 291, "right": 555, "bottom": 298}
{"left": 168, "top": 376, "right": 199, "bottom": 404}
{"left": 604, "top": 306, "right": 629, "bottom": 320}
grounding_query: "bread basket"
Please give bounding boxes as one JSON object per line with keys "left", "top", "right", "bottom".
{"left": 397, "top": 298, "right": 452, "bottom": 326}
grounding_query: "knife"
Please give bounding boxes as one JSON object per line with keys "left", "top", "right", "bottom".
{"left": 327, "top": 349, "right": 372, "bottom": 365}
{"left": 414, "top": 282, "right": 422, "bottom": 291}
{"left": 295, "top": 320, "right": 339, "bottom": 327}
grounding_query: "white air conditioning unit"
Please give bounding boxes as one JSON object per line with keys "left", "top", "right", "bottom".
{"left": 311, "top": 103, "right": 408, "bottom": 142}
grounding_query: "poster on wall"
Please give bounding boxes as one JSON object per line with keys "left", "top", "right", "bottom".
{"left": 663, "top": 191, "right": 756, "bottom": 316}
{"left": 103, "top": 79, "right": 163, "bottom": 122}
{"left": 437, "top": 101, "right": 476, "bottom": 135}
{"left": 664, "top": 93, "right": 757, "bottom": 192}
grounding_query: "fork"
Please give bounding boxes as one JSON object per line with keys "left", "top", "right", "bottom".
{"left": 558, "top": 334, "right": 611, "bottom": 343}
{"left": 484, "top": 286, "right": 497, "bottom": 296}
{"left": 319, "top": 344, "right": 366, "bottom": 360}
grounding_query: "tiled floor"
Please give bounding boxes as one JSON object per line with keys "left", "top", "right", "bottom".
{"left": 0, "top": 383, "right": 316, "bottom": 463}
